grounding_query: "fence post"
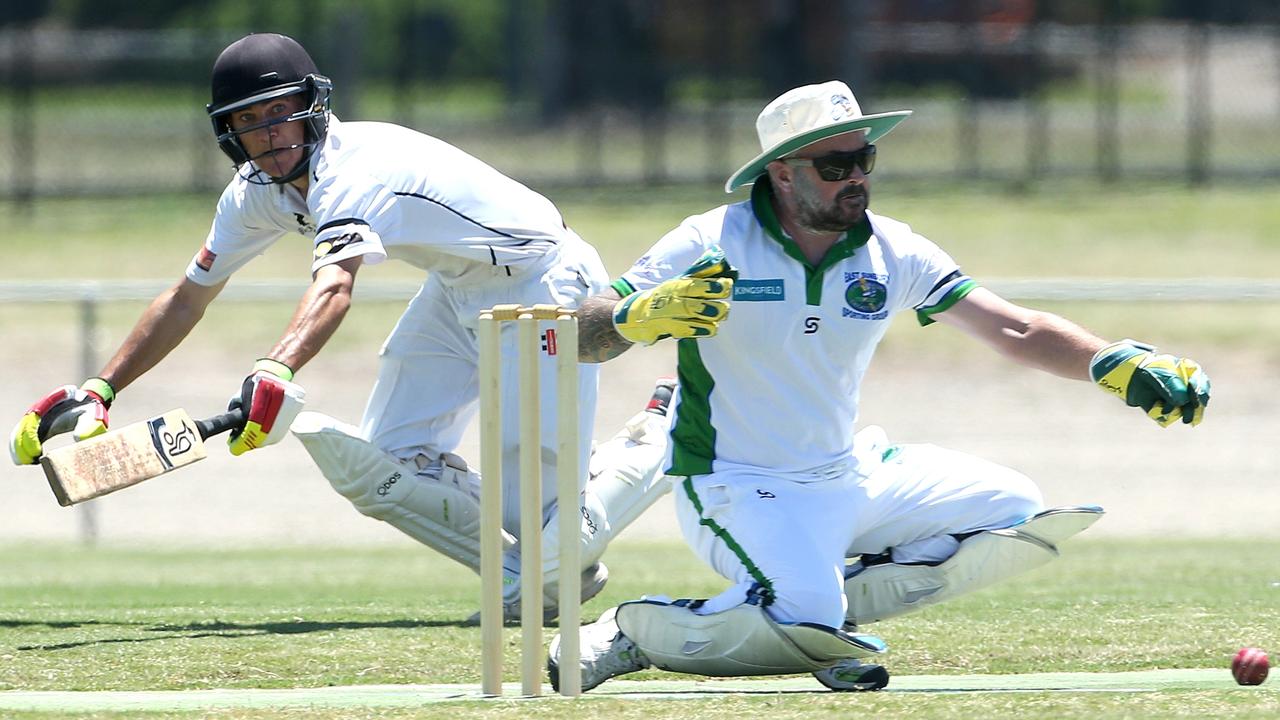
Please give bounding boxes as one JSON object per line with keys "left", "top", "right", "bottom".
{"left": 77, "top": 296, "right": 101, "bottom": 546}
{"left": 1186, "top": 19, "right": 1211, "bottom": 186}
{"left": 1096, "top": 5, "right": 1121, "bottom": 183}
{"left": 12, "top": 26, "right": 35, "bottom": 213}
{"left": 703, "top": 0, "right": 732, "bottom": 185}
{"left": 958, "top": 17, "right": 981, "bottom": 180}
{"left": 1024, "top": 17, "right": 1049, "bottom": 187}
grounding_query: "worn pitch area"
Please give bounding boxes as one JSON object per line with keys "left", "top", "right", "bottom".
{"left": 0, "top": 669, "right": 1243, "bottom": 711}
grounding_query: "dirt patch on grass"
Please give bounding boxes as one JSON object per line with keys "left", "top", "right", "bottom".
{"left": 2, "top": 337, "right": 1271, "bottom": 546}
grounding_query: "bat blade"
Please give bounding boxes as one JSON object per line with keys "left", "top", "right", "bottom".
{"left": 40, "top": 409, "right": 208, "bottom": 506}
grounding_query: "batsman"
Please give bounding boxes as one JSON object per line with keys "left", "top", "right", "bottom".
{"left": 8, "top": 32, "right": 688, "bottom": 622}
{"left": 550, "top": 80, "right": 1212, "bottom": 692}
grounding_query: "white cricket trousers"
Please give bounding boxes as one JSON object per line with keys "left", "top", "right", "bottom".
{"left": 360, "top": 233, "right": 610, "bottom": 536}
{"left": 674, "top": 428, "right": 1044, "bottom": 628}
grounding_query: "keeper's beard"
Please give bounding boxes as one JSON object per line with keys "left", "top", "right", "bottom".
{"left": 794, "top": 185, "right": 870, "bottom": 233}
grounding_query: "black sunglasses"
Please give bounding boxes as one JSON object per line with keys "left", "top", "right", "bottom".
{"left": 784, "top": 145, "right": 876, "bottom": 181}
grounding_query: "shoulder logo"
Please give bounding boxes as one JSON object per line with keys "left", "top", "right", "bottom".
{"left": 733, "top": 278, "right": 785, "bottom": 302}
{"left": 843, "top": 272, "right": 888, "bottom": 320}
{"left": 195, "top": 246, "right": 217, "bottom": 272}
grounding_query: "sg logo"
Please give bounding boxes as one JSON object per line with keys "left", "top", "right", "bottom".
{"left": 803, "top": 317, "right": 821, "bottom": 334}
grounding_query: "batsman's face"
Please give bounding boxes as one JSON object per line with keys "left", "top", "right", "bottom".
{"left": 227, "top": 94, "right": 308, "bottom": 180}
{"left": 780, "top": 133, "right": 871, "bottom": 233}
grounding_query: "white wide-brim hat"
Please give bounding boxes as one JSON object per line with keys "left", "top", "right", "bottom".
{"left": 725, "top": 80, "right": 911, "bottom": 193}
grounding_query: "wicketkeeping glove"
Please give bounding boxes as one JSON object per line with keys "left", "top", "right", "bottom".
{"left": 613, "top": 246, "right": 737, "bottom": 345}
{"left": 1089, "top": 340, "right": 1210, "bottom": 427}
{"left": 9, "top": 378, "right": 115, "bottom": 465}
{"left": 227, "top": 359, "right": 307, "bottom": 456}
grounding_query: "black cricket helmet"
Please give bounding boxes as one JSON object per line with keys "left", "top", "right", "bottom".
{"left": 207, "top": 33, "right": 332, "bottom": 185}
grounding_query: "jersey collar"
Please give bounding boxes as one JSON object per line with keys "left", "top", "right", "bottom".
{"left": 750, "top": 178, "right": 872, "bottom": 274}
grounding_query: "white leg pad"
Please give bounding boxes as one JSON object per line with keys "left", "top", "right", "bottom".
{"left": 845, "top": 505, "right": 1103, "bottom": 625}
{"left": 291, "top": 411, "right": 513, "bottom": 571}
{"left": 615, "top": 599, "right": 886, "bottom": 677}
{"left": 534, "top": 408, "right": 674, "bottom": 595}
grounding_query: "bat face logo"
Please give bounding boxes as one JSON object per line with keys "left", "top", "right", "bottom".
{"left": 148, "top": 417, "right": 197, "bottom": 469}
{"left": 166, "top": 424, "right": 195, "bottom": 456}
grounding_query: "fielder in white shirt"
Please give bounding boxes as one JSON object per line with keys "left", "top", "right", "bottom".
{"left": 9, "top": 33, "right": 688, "bottom": 622}
{"left": 550, "top": 81, "right": 1212, "bottom": 692}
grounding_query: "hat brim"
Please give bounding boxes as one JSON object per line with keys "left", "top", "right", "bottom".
{"left": 724, "top": 110, "right": 912, "bottom": 193}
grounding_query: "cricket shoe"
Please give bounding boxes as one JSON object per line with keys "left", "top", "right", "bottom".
{"left": 465, "top": 562, "right": 609, "bottom": 627}
{"left": 548, "top": 606, "right": 651, "bottom": 692}
{"left": 813, "top": 658, "right": 890, "bottom": 692}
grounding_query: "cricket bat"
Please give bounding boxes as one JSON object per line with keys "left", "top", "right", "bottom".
{"left": 39, "top": 408, "right": 245, "bottom": 506}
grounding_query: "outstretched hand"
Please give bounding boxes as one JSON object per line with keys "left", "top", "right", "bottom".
{"left": 9, "top": 379, "right": 114, "bottom": 465}
{"left": 1090, "top": 341, "right": 1210, "bottom": 427}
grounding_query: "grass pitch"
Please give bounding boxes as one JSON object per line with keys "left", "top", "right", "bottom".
{"left": 1, "top": 539, "right": 1277, "bottom": 718}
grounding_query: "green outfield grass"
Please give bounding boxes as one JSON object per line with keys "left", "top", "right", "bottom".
{"left": 5, "top": 184, "right": 1280, "bottom": 364}
{"left": 6, "top": 184, "right": 1280, "bottom": 280}
{"left": 0, "top": 540, "right": 1277, "bottom": 718}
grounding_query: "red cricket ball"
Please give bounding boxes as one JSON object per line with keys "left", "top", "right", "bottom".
{"left": 1232, "top": 647, "right": 1269, "bottom": 686}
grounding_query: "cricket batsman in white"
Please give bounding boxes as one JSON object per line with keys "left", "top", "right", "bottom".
{"left": 550, "top": 80, "right": 1212, "bottom": 691}
{"left": 8, "top": 32, "right": 690, "bottom": 622}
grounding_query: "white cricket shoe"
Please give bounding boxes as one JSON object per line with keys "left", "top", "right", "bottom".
{"left": 465, "top": 562, "right": 609, "bottom": 627}
{"left": 812, "top": 658, "right": 890, "bottom": 691}
{"left": 548, "top": 606, "right": 651, "bottom": 692}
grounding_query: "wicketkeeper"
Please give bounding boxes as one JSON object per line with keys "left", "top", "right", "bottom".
{"left": 550, "top": 80, "right": 1211, "bottom": 692}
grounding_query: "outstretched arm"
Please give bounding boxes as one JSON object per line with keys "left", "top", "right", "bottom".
{"left": 934, "top": 287, "right": 1210, "bottom": 426}
{"left": 99, "top": 275, "right": 227, "bottom": 392}
{"left": 10, "top": 275, "right": 225, "bottom": 465}
{"left": 262, "top": 256, "right": 362, "bottom": 372}
{"left": 931, "top": 287, "right": 1103, "bottom": 381}
{"left": 222, "top": 256, "right": 362, "bottom": 457}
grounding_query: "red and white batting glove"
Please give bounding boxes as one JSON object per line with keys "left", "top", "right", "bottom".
{"left": 9, "top": 378, "right": 115, "bottom": 465}
{"left": 227, "top": 359, "right": 306, "bottom": 457}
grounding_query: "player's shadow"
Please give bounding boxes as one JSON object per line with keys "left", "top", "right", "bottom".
{"left": 12, "top": 617, "right": 471, "bottom": 652}
{"left": 1, "top": 619, "right": 128, "bottom": 630}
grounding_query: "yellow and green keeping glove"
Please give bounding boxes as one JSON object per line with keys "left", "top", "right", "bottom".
{"left": 613, "top": 246, "right": 737, "bottom": 346}
{"left": 1089, "top": 340, "right": 1210, "bottom": 427}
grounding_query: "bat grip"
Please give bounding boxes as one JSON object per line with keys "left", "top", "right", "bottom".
{"left": 196, "top": 408, "right": 246, "bottom": 440}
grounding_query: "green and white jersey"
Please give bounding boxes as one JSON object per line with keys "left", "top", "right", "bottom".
{"left": 615, "top": 181, "right": 976, "bottom": 476}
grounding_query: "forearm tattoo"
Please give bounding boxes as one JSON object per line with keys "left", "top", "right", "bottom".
{"left": 577, "top": 293, "right": 633, "bottom": 363}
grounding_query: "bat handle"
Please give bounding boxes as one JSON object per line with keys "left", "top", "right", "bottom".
{"left": 196, "top": 408, "right": 246, "bottom": 440}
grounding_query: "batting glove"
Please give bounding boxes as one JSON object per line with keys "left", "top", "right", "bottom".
{"left": 9, "top": 378, "right": 114, "bottom": 465}
{"left": 1090, "top": 340, "right": 1211, "bottom": 427}
{"left": 227, "top": 359, "right": 307, "bottom": 456}
{"left": 613, "top": 246, "right": 737, "bottom": 346}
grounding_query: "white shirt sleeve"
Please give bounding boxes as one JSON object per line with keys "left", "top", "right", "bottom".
{"left": 186, "top": 180, "right": 288, "bottom": 286}
{"left": 615, "top": 211, "right": 722, "bottom": 294}
{"left": 901, "top": 232, "right": 976, "bottom": 325}
{"left": 307, "top": 170, "right": 395, "bottom": 273}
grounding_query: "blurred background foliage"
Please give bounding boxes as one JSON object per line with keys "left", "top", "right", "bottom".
{"left": 2, "top": 0, "right": 1278, "bottom": 199}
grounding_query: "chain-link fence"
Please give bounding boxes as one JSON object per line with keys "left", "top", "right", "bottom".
{"left": 2, "top": 2, "right": 1277, "bottom": 202}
